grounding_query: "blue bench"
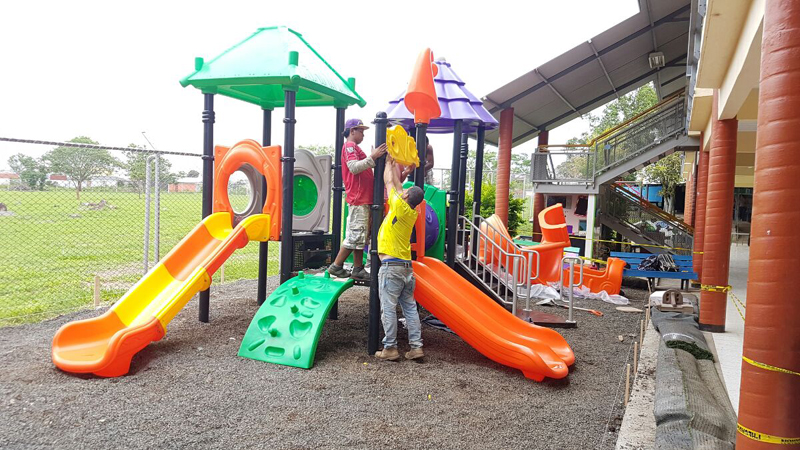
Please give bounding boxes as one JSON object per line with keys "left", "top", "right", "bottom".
{"left": 610, "top": 251, "right": 697, "bottom": 291}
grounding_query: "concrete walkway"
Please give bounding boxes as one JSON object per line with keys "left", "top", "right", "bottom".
{"left": 707, "top": 243, "right": 749, "bottom": 414}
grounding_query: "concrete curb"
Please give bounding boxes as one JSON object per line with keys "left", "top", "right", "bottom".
{"left": 616, "top": 319, "right": 659, "bottom": 449}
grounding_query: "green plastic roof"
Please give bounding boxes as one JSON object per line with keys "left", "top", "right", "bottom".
{"left": 180, "top": 26, "right": 366, "bottom": 109}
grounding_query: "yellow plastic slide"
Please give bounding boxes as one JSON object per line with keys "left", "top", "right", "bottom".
{"left": 52, "top": 212, "right": 271, "bottom": 377}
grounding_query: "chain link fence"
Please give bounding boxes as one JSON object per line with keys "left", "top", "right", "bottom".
{"left": 0, "top": 138, "right": 279, "bottom": 326}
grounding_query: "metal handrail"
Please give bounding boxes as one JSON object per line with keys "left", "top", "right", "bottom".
{"left": 531, "top": 94, "right": 686, "bottom": 187}
{"left": 559, "top": 256, "right": 584, "bottom": 324}
{"left": 600, "top": 184, "right": 693, "bottom": 254}
{"left": 610, "top": 183, "right": 694, "bottom": 234}
{"left": 456, "top": 213, "right": 541, "bottom": 314}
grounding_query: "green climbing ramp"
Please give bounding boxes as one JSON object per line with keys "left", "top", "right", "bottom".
{"left": 238, "top": 271, "right": 354, "bottom": 369}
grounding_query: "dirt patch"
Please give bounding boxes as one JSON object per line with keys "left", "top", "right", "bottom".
{"left": 1, "top": 277, "right": 648, "bottom": 449}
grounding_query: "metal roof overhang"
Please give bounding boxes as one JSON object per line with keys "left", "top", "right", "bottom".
{"left": 482, "top": 0, "right": 691, "bottom": 147}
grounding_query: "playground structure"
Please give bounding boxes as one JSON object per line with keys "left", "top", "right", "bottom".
{"left": 51, "top": 28, "right": 626, "bottom": 381}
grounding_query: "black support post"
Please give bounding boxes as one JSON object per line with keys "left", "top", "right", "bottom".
{"left": 199, "top": 93, "right": 215, "bottom": 323}
{"left": 330, "top": 107, "right": 346, "bottom": 320}
{"left": 257, "top": 108, "right": 272, "bottom": 305}
{"left": 280, "top": 89, "right": 297, "bottom": 284}
{"left": 414, "top": 123, "right": 428, "bottom": 190}
{"left": 473, "top": 125, "right": 486, "bottom": 213}
{"left": 446, "top": 119, "right": 463, "bottom": 267}
{"left": 459, "top": 133, "right": 469, "bottom": 215}
{"left": 471, "top": 124, "right": 486, "bottom": 254}
{"left": 368, "top": 112, "right": 388, "bottom": 355}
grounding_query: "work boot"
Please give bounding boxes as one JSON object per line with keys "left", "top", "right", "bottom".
{"left": 374, "top": 347, "right": 400, "bottom": 361}
{"left": 327, "top": 263, "right": 349, "bottom": 278}
{"left": 405, "top": 348, "right": 424, "bottom": 360}
{"left": 351, "top": 266, "right": 369, "bottom": 281}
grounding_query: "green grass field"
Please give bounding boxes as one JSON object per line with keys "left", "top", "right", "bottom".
{"left": 0, "top": 189, "right": 279, "bottom": 325}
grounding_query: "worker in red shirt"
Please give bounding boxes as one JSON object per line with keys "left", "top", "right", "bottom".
{"left": 327, "top": 118, "right": 387, "bottom": 281}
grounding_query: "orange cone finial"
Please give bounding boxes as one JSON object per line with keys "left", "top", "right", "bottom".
{"left": 405, "top": 48, "right": 441, "bottom": 124}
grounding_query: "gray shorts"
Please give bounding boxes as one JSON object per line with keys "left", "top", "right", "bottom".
{"left": 342, "top": 204, "right": 371, "bottom": 249}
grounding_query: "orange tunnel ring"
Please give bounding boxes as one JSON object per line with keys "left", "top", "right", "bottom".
{"left": 213, "top": 139, "right": 282, "bottom": 241}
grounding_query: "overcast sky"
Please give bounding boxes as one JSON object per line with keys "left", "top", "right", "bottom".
{"left": 0, "top": 0, "right": 640, "bottom": 172}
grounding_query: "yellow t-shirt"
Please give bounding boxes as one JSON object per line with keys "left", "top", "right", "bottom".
{"left": 377, "top": 188, "right": 419, "bottom": 260}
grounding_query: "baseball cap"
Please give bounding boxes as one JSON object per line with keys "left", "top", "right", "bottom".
{"left": 344, "top": 118, "right": 369, "bottom": 130}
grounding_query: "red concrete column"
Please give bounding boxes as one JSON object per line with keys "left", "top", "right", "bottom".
{"left": 532, "top": 130, "right": 548, "bottom": 235}
{"left": 699, "top": 91, "right": 736, "bottom": 332}
{"left": 737, "top": 0, "right": 800, "bottom": 446}
{"left": 683, "top": 156, "right": 696, "bottom": 227}
{"left": 693, "top": 135, "right": 709, "bottom": 279}
{"left": 496, "top": 108, "right": 514, "bottom": 226}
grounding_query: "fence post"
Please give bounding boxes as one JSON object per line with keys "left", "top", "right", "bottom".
{"left": 154, "top": 155, "right": 160, "bottom": 263}
{"left": 143, "top": 156, "right": 153, "bottom": 274}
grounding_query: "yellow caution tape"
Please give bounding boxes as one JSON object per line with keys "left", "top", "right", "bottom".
{"left": 737, "top": 423, "right": 800, "bottom": 445}
{"left": 698, "top": 284, "right": 745, "bottom": 320}
{"left": 526, "top": 231, "right": 702, "bottom": 254}
{"left": 729, "top": 291, "right": 746, "bottom": 321}
{"left": 742, "top": 355, "right": 800, "bottom": 377}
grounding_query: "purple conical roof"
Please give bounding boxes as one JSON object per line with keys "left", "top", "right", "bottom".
{"left": 386, "top": 59, "right": 499, "bottom": 134}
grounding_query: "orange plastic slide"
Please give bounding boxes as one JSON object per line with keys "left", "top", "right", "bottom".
{"left": 412, "top": 256, "right": 574, "bottom": 381}
{"left": 52, "top": 212, "right": 271, "bottom": 377}
{"left": 480, "top": 205, "right": 625, "bottom": 295}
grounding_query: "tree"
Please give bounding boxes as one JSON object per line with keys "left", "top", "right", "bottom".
{"left": 43, "top": 137, "right": 120, "bottom": 199}
{"left": 302, "top": 144, "right": 334, "bottom": 157}
{"left": 466, "top": 148, "right": 529, "bottom": 182}
{"left": 186, "top": 169, "right": 200, "bottom": 178}
{"left": 8, "top": 153, "right": 47, "bottom": 190}
{"left": 124, "top": 144, "right": 176, "bottom": 198}
{"left": 558, "top": 84, "right": 660, "bottom": 182}
{"left": 641, "top": 152, "right": 683, "bottom": 213}
{"left": 464, "top": 182, "right": 526, "bottom": 235}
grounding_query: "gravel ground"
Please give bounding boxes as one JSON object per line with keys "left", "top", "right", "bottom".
{"left": 1, "top": 278, "right": 648, "bottom": 449}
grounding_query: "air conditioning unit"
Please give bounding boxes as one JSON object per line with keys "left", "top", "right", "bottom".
{"left": 649, "top": 52, "right": 666, "bottom": 69}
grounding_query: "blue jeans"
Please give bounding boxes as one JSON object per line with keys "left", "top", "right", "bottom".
{"left": 378, "top": 264, "right": 422, "bottom": 349}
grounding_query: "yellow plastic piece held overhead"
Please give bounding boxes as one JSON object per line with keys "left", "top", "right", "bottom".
{"left": 386, "top": 125, "right": 421, "bottom": 168}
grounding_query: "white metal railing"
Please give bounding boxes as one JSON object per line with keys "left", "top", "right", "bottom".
{"left": 456, "top": 212, "right": 540, "bottom": 314}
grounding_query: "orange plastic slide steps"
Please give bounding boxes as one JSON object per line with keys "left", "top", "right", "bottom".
{"left": 412, "top": 257, "right": 574, "bottom": 381}
{"left": 52, "top": 212, "right": 271, "bottom": 377}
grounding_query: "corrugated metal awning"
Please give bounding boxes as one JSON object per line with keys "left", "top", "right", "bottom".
{"left": 482, "top": 0, "right": 691, "bottom": 147}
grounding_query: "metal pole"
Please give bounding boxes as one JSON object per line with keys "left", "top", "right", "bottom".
{"left": 143, "top": 155, "right": 153, "bottom": 274}
{"left": 474, "top": 125, "right": 485, "bottom": 210}
{"left": 446, "top": 119, "right": 463, "bottom": 267}
{"left": 154, "top": 155, "right": 160, "bottom": 264}
{"left": 567, "top": 261, "right": 575, "bottom": 323}
{"left": 511, "top": 257, "right": 519, "bottom": 315}
{"left": 330, "top": 107, "right": 346, "bottom": 319}
{"left": 471, "top": 124, "right": 486, "bottom": 256}
{"left": 280, "top": 88, "right": 297, "bottom": 284}
{"left": 257, "top": 108, "right": 272, "bottom": 305}
{"left": 368, "top": 112, "right": 388, "bottom": 355}
{"left": 414, "top": 123, "right": 428, "bottom": 190}
{"left": 458, "top": 132, "right": 468, "bottom": 216}
{"left": 199, "top": 93, "right": 215, "bottom": 323}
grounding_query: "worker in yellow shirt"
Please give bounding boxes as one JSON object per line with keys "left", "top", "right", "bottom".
{"left": 374, "top": 155, "right": 425, "bottom": 361}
